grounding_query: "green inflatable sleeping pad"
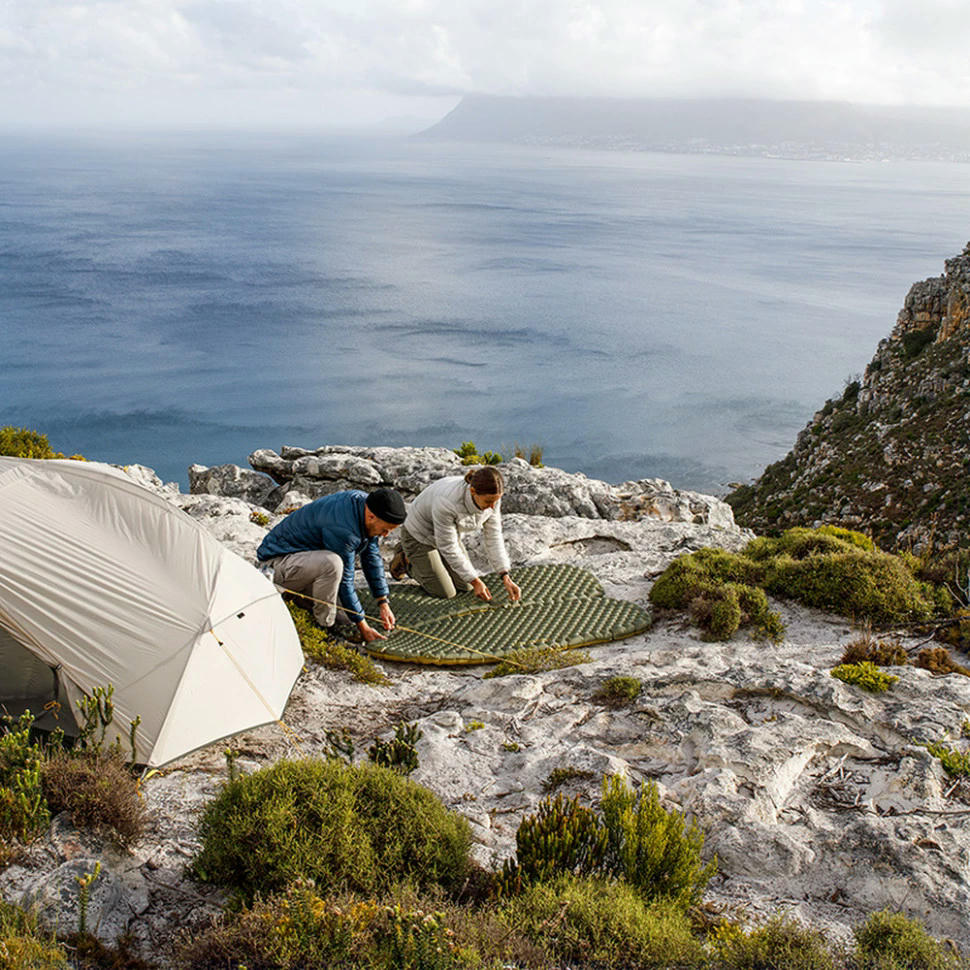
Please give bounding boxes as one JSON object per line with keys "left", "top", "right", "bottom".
{"left": 358, "top": 563, "right": 651, "bottom": 665}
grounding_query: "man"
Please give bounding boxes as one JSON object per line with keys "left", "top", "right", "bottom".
{"left": 257, "top": 487, "right": 406, "bottom": 643}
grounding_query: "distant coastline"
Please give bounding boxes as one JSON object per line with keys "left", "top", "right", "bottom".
{"left": 418, "top": 95, "right": 970, "bottom": 163}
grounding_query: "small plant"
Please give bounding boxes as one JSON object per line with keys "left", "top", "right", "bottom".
{"left": 922, "top": 741, "right": 970, "bottom": 778}
{"left": 454, "top": 441, "right": 502, "bottom": 466}
{"left": 0, "top": 425, "right": 84, "bottom": 461}
{"left": 483, "top": 645, "right": 591, "bottom": 678}
{"left": 501, "top": 741, "right": 521, "bottom": 752}
{"left": 42, "top": 747, "right": 147, "bottom": 845}
{"left": 287, "top": 601, "right": 390, "bottom": 685}
{"left": 501, "top": 776, "right": 715, "bottom": 909}
{"left": 915, "top": 647, "right": 970, "bottom": 677}
{"left": 500, "top": 793, "right": 608, "bottom": 894}
{"left": 224, "top": 746, "right": 240, "bottom": 781}
{"left": 715, "top": 912, "right": 836, "bottom": 970}
{"left": 542, "top": 766, "right": 595, "bottom": 793}
{"left": 841, "top": 632, "right": 910, "bottom": 666}
{"left": 593, "top": 675, "right": 643, "bottom": 707}
{"left": 250, "top": 509, "right": 270, "bottom": 527}
{"left": 75, "top": 861, "right": 102, "bottom": 935}
{"left": 853, "top": 908, "right": 961, "bottom": 970}
{"left": 0, "top": 899, "right": 69, "bottom": 968}
{"left": 512, "top": 443, "right": 545, "bottom": 467}
{"left": 830, "top": 661, "right": 899, "bottom": 693}
{"left": 324, "top": 727, "right": 356, "bottom": 764}
{"left": 369, "top": 722, "right": 422, "bottom": 776}
{"left": 961, "top": 720, "right": 970, "bottom": 739}
{"left": 463, "top": 721, "right": 485, "bottom": 733}
{"left": 0, "top": 712, "right": 51, "bottom": 843}
{"left": 500, "top": 873, "right": 707, "bottom": 970}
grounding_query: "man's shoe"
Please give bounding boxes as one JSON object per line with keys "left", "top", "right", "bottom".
{"left": 389, "top": 549, "right": 409, "bottom": 580}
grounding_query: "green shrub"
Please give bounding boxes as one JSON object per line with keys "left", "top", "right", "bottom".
{"left": 714, "top": 913, "right": 836, "bottom": 970}
{"left": 830, "top": 662, "right": 899, "bottom": 693}
{"left": 0, "top": 426, "right": 84, "bottom": 461}
{"left": 599, "top": 775, "right": 715, "bottom": 907}
{"left": 592, "top": 676, "right": 642, "bottom": 707}
{"left": 0, "top": 899, "right": 70, "bottom": 969}
{"left": 765, "top": 550, "right": 936, "bottom": 626}
{"left": 500, "top": 793, "right": 607, "bottom": 893}
{"left": 454, "top": 441, "right": 503, "bottom": 466}
{"left": 501, "top": 776, "right": 715, "bottom": 909}
{"left": 853, "top": 909, "right": 961, "bottom": 970}
{"left": 287, "top": 602, "right": 390, "bottom": 685}
{"left": 500, "top": 874, "right": 707, "bottom": 970}
{"left": 192, "top": 758, "right": 472, "bottom": 902}
{"left": 369, "top": 722, "right": 422, "bottom": 775}
{"left": 901, "top": 327, "right": 937, "bottom": 360}
{"left": 0, "top": 713, "right": 51, "bottom": 844}
{"left": 922, "top": 741, "right": 970, "bottom": 778}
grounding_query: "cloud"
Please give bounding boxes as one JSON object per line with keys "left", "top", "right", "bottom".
{"left": 1, "top": 0, "right": 968, "bottom": 127}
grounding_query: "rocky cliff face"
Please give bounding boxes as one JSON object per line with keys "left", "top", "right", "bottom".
{"left": 728, "top": 244, "right": 970, "bottom": 551}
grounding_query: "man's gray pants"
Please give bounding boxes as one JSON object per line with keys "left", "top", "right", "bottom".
{"left": 266, "top": 550, "right": 345, "bottom": 627}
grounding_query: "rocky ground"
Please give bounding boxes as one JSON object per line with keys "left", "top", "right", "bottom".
{"left": 4, "top": 448, "right": 970, "bottom": 964}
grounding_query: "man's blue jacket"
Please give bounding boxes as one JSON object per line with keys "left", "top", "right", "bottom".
{"left": 256, "top": 490, "right": 389, "bottom": 624}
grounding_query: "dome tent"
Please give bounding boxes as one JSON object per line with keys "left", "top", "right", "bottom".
{"left": 0, "top": 457, "right": 303, "bottom": 767}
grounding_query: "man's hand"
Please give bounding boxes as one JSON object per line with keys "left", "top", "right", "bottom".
{"left": 378, "top": 600, "right": 396, "bottom": 631}
{"left": 503, "top": 574, "right": 521, "bottom": 603}
{"left": 471, "top": 577, "right": 492, "bottom": 601}
{"left": 358, "top": 621, "right": 386, "bottom": 642}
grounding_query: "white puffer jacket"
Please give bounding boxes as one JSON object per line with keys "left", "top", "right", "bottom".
{"left": 402, "top": 475, "right": 511, "bottom": 584}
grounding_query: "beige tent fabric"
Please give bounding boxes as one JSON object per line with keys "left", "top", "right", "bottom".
{"left": 0, "top": 457, "right": 303, "bottom": 766}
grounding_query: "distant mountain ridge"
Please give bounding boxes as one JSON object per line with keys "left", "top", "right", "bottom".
{"left": 418, "top": 94, "right": 970, "bottom": 161}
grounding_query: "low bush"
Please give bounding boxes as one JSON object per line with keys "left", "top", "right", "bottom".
{"left": 176, "top": 884, "right": 464, "bottom": 970}
{"left": 0, "top": 426, "right": 83, "bottom": 461}
{"left": 500, "top": 873, "right": 707, "bottom": 970}
{"left": 650, "top": 528, "right": 941, "bottom": 641}
{"left": 501, "top": 776, "right": 715, "bottom": 909}
{"left": 42, "top": 748, "right": 147, "bottom": 845}
{"left": 714, "top": 913, "right": 837, "bottom": 970}
{"left": 455, "top": 442, "right": 502, "bottom": 466}
{"left": 830, "top": 662, "right": 899, "bottom": 693}
{"left": 840, "top": 634, "right": 909, "bottom": 667}
{"left": 192, "top": 758, "right": 472, "bottom": 902}
{"left": 922, "top": 741, "right": 970, "bottom": 778}
{"left": 853, "top": 909, "right": 962, "bottom": 970}
{"left": 287, "top": 602, "right": 390, "bottom": 685}
{"left": 915, "top": 647, "right": 970, "bottom": 677}
{"left": 0, "top": 899, "right": 69, "bottom": 969}
{"left": 0, "top": 713, "right": 51, "bottom": 844}
{"left": 592, "top": 675, "right": 642, "bottom": 707}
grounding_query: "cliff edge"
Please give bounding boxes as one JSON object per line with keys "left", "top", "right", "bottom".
{"left": 728, "top": 244, "right": 970, "bottom": 551}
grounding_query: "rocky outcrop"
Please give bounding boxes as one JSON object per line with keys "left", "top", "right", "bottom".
{"left": 5, "top": 453, "right": 970, "bottom": 962}
{"left": 192, "top": 444, "right": 736, "bottom": 528}
{"left": 728, "top": 243, "right": 970, "bottom": 550}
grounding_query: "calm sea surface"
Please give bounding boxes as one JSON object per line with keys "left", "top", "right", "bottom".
{"left": 3, "top": 130, "right": 969, "bottom": 493}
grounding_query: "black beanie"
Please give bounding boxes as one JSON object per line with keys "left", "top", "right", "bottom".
{"left": 365, "top": 487, "right": 407, "bottom": 524}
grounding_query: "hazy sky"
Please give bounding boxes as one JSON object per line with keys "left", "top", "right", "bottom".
{"left": 2, "top": 0, "right": 968, "bottom": 130}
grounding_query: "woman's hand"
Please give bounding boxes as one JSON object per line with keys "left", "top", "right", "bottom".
{"left": 358, "top": 621, "right": 386, "bottom": 642}
{"left": 503, "top": 574, "right": 521, "bottom": 603}
{"left": 471, "top": 577, "right": 493, "bottom": 601}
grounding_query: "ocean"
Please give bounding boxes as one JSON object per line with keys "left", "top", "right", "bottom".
{"left": 3, "top": 130, "right": 969, "bottom": 495}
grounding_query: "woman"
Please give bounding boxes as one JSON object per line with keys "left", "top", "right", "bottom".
{"left": 393, "top": 466, "right": 521, "bottom": 602}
